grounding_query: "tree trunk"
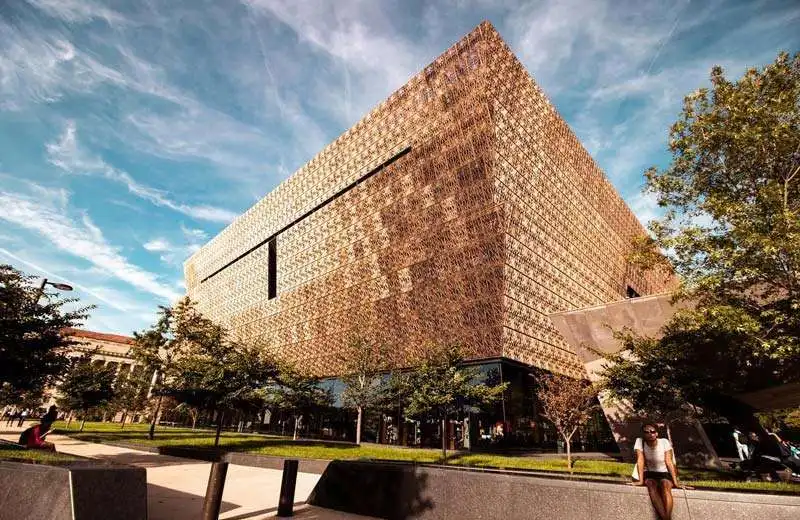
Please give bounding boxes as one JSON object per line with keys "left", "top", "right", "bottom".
{"left": 441, "top": 417, "right": 447, "bottom": 459}
{"left": 148, "top": 395, "right": 163, "bottom": 440}
{"left": 120, "top": 411, "right": 127, "bottom": 429}
{"left": 214, "top": 411, "right": 224, "bottom": 448}
{"left": 566, "top": 428, "right": 577, "bottom": 471}
{"left": 80, "top": 417, "right": 86, "bottom": 432}
{"left": 293, "top": 416, "right": 300, "bottom": 441}
{"left": 356, "top": 406, "right": 363, "bottom": 445}
{"left": 565, "top": 435, "right": 572, "bottom": 471}
{"left": 66, "top": 413, "right": 73, "bottom": 429}
{"left": 191, "top": 413, "right": 197, "bottom": 430}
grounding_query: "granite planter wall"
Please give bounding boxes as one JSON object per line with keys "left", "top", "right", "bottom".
{"left": 0, "top": 461, "right": 147, "bottom": 520}
{"left": 308, "top": 460, "right": 800, "bottom": 520}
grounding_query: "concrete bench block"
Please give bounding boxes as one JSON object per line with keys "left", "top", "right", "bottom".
{"left": 308, "top": 460, "right": 800, "bottom": 520}
{"left": 0, "top": 461, "right": 147, "bottom": 520}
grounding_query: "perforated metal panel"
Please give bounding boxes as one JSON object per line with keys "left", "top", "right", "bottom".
{"left": 184, "top": 22, "right": 672, "bottom": 378}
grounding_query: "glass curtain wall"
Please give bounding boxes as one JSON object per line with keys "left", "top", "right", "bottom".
{"left": 273, "top": 359, "right": 616, "bottom": 452}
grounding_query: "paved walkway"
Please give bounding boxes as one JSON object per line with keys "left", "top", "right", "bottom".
{"left": 1, "top": 424, "right": 373, "bottom": 520}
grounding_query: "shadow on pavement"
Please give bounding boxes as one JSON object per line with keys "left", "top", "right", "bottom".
{"left": 147, "top": 482, "right": 238, "bottom": 520}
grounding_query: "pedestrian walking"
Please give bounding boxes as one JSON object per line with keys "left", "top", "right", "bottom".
{"left": 733, "top": 428, "right": 749, "bottom": 461}
{"left": 17, "top": 409, "right": 29, "bottom": 427}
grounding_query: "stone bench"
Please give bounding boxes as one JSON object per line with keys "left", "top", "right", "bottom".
{"left": 308, "top": 460, "right": 800, "bottom": 520}
{"left": 0, "top": 461, "right": 147, "bottom": 520}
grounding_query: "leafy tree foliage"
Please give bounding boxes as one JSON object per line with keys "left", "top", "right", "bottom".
{"left": 404, "top": 344, "right": 507, "bottom": 457}
{"left": 265, "top": 364, "right": 332, "bottom": 440}
{"left": 605, "top": 52, "right": 800, "bottom": 454}
{"left": 169, "top": 334, "right": 277, "bottom": 446}
{"left": 536, "top": 373, "right": 598, "bottom": 469}
{"left": 339, "top": 333, "right": 393, "bottom": 445}
{"left": 57, "top": 355, "right": 116, "bottom": 431}
{"left": 130, "top": 297, "right": 204, "bottom": 439}
{"left": 0, "top": 264, "right": 91, "bottom": 400}
{"left": 134, "top": 297, "right": 277, "bottom": 446}
{"left": 111, "top": 367, "right": 151, "bottom": 428}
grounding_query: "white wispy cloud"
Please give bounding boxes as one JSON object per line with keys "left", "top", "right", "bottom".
{"left": 0, "top": 20, "right": 124, "bottom": 110}
{"left": 144, "top": 225, "right": 207, "bottom": 266}
{"left": 46, "top": 121, "right": 237, "bottom": 223}
{"left": 0, "top": 247, "right": 128, "bottom": 312}
{"left": 0, "top": 186, "right": 181, "bottom": 302}
{"left": 25, "top": 0, "right": 126, "bottom": 25}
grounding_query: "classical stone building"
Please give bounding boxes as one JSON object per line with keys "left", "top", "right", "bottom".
{"left": 43, "top": 328, "right": 139, "bottom": 416}
{"left": 62, "top": 328, "right": 136, "bottom": 373}
{"left": 185, "top": 22, "right": 672, "bottom": 448}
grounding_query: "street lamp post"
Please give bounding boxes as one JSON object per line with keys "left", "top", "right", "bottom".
{"left": 34, "top": 278, "right": 74, "bottom": 303}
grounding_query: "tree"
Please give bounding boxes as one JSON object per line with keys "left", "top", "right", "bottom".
{"left": 131, "top": 297, "right": 201, "bottom": 440}
{"left": 169, "top": 333, "right": 277, "bottom": 447}
{"left": 604, "top": 52, "right": 800, "bottom": 455}
{"left": 536, "top": 373, "right": 598, "bottom": 470}
{"left": 339, "top": 334, "right": 392, "bottom": 445}
{"left": 111, "top": 367, "right": 150, "bottom": 428}
{"left": 57, "top": 356, "right": 116, "bottom": 431}
{"left": 0, "top": 264, "right": 91, "bottom": 400}
{"left": 173, "top": 402, "right": 200, "bottom": 430}
{"left": 266, "top": 364, "right": 332, "bottom": 441}
{"left": 404, "top": 344, "right": 507, "bottom": 458}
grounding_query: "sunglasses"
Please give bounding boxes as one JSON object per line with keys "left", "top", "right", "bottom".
{"left": 643, "top": 429, "right": 658, "bottom": 434}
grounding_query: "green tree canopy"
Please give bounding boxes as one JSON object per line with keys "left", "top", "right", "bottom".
{"left": 405, "top": 344, "right": 507, "bottom": 457}
{"left": 110, "top": 366, "right": 151, "bottom": 428}
{"left": 605, "top": 52, "right": 800, "bottom": 454}
{"left": 170, "top": 334, "right": 277, "bottom": 446}
{"left": 131, "top": 297, "right": 212, "bottom": 439}
{"left": 135, "top": 297, "right": 277, "bottom": 445}
{"left": 339, "top": 333, "right": 393, "bottom": 445}
{"left": 0, "top": 264, "right": 91, "bottom": 401}
{"left": 265, "top": 364, "right": 332, "bottom": 440}
{"left": 642, "top": 51, "right": 800, "bottom": 363}
{"left": 57, "top": 355, "right": 116, "bottom": 431}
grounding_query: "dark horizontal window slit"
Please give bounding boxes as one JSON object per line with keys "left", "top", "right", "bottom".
{"left": 200, "top": 146, "right": 411, "bottom": 284}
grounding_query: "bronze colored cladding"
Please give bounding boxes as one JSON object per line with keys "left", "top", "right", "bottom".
{"left": 184, "top": 22, "right": 673, "bottom": 378}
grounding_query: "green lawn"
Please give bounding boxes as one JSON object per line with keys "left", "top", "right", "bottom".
{"left": 56, "top": 421, "right": 800, "bottom": 494}
{"left": 0, "top": 444, "right": 80, "bottom": 464}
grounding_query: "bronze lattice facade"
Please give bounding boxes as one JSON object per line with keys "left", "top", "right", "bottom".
{"left": 184, "top": 22, "right": 670, "bottom": 378}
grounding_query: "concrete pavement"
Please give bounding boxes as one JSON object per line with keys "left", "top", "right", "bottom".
{"left": 1, "top": 424, "right": 374, "bottom": 519}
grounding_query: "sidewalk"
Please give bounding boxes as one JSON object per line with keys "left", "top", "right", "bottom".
{"left": 1, "top": 425, "right": 373, "bottom": 520}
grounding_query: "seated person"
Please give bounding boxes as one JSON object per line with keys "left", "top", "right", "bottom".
{"left": 629, "top": 423, "right": 685, "bottom": 520}
{"left": 19, "top": 419, "right": 55, "bottom": 451}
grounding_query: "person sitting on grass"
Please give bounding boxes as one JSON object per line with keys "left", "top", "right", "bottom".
{"left": 18, "top": 418, "right": 56, "bottom": 452}
{"left": 628, "top": 422, "right": 687, "bottom": 520}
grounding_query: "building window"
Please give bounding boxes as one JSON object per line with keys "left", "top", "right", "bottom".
{"left": 268, "top": 238, "right": 277, "bottom": 299}
{"left": 626, "top": 286, "right": 640, "bottom": 298}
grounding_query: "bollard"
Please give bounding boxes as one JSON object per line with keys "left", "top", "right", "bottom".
{"left": 202, "top": 461, "right": 229, "bottom": 520}
{"left": 277, "top": 459, "right": 299, "bottom": 517}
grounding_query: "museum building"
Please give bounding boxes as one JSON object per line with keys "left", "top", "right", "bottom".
{"left": 185, "top": 22, "right": 672, "bottom": 449}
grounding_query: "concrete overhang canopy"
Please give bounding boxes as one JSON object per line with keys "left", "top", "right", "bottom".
{"left": 548, "top": 293, "right": 687, "bottom": 363}
{"left": 735, "top": 382, "right": 800, "bottom": 412}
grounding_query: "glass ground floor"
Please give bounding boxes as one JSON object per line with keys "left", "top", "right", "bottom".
{"left": 257, "top": 358, "right": 618, "bottom": 453}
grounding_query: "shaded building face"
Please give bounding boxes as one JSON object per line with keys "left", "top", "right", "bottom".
{"left": 184, "top": 22, "right": 671, "bottom": 378}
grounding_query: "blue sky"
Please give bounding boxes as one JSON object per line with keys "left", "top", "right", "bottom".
{"left": 1, "top": 0, "right": 798, "bottom": 335}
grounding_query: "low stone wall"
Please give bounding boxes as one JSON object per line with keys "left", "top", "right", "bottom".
{"left": 308, "top": 461, "right": 800, "bottom": 520}
{"left": 0, "top": 461, "right": 147, "bottom": 520}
